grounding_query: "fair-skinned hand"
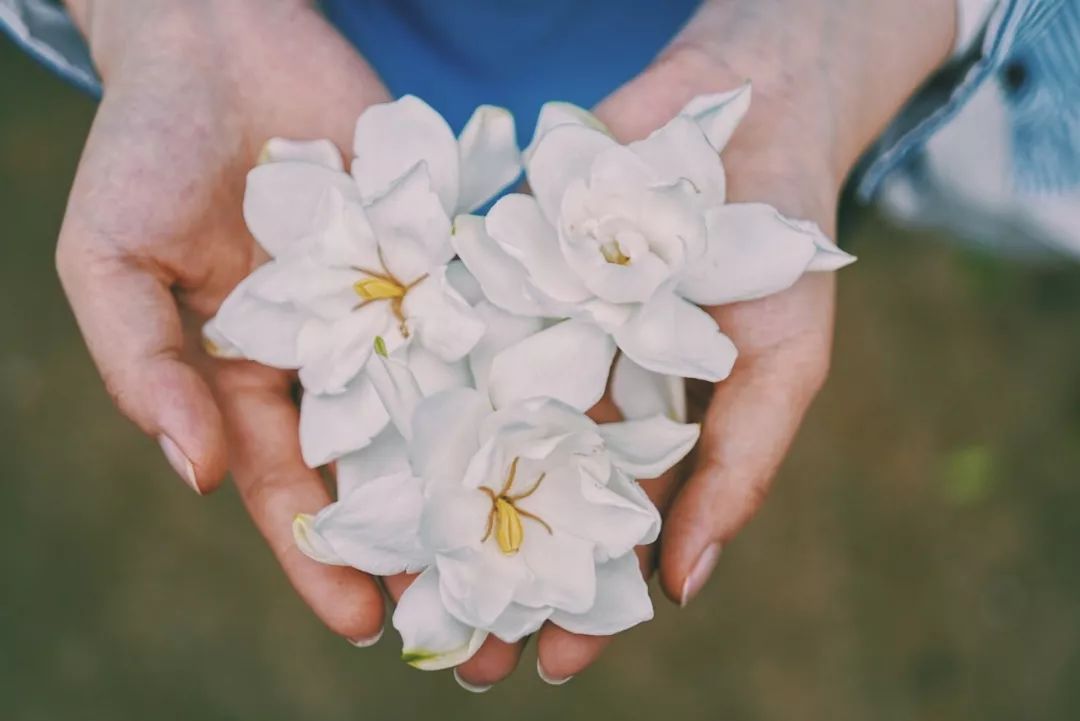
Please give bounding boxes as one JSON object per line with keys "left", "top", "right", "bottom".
{"left": 58, "top": 0, "right": 957, "bottom": 690}
{"left": 444, "top": 0, "right": 957, "bottom": 689}
{"left": 56, "top": 0, "right": 393, "bottom": 644}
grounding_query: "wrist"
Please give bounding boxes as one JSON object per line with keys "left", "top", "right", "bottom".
{"left": 665, "top": 0, "right": 956, "bottom": 186}
{"left": 64, "top": 0, "right": 313, "bottom": 83}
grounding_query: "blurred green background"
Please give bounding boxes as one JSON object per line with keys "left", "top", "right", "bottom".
{"left": 3, "top": 38, "right": 1080, "bottom": 721}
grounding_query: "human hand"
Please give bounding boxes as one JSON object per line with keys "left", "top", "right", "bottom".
{"left": 56, "top": 0, "right": 393, "bottom": 644}
{"left": 458, "top": 0, "right": 957, "bottom": 686}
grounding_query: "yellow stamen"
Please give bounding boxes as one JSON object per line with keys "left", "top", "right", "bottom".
{"left": 494, "top": 498, "right": 524, "bottom": 554}
{"left": 480, "top": 458, "right": 552, "bottom": 555}
{"left": 354, "top": 277, "right": 406, "bottom": 301}
{"left": 600, "top": 241, "right": 631, "bottom": 266}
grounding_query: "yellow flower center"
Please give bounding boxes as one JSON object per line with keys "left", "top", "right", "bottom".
{"left": 353, "top": 277, "right": 406, "bottom": 300}
{"left": 351, "top": 246, "right": 427, "bottom": 338}
{"left": 600, "top": 240, "right": 631, "bottom": 266}
{"left": 480, "top": 457, "right": 552, "bottom": 555}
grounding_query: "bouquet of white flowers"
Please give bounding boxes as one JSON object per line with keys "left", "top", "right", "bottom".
{"left": 204, "top": 87, "right": 854, "bottom": 671}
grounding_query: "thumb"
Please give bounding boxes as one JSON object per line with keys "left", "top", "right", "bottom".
{"left": 57, "top": 240, "right": 228, "bottom": 494}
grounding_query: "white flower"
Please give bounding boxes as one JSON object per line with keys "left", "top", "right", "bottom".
{"left": 452, "top": 83, "right": 854, "bottom": 384}
{"left": 207, "top": 97, "right": 522, "bottom": 466}
{"left": 294, "top": 327, "right": 700, "bottom": 670}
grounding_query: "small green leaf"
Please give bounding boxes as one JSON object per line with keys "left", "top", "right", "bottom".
{"left": 374, "top": 336, "right": 388, "bottom": 358}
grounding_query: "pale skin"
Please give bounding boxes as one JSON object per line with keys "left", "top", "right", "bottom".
{"left": 58, "top": 0, "right": 954, "bottom": 688}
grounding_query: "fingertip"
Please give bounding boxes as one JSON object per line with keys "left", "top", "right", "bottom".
{"left": 289, "top": 554, "right": 386, "bottom": 642}
{"left": 536, "top": 623, "right": 611, "bottom": 682}
{"left": 150, "top": 359, "right": 229, "bottom": 493}
{"left": 454, "top": 636, "right": 523, "bottom": 688}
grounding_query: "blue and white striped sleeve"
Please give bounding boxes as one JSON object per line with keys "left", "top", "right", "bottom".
{"left": 857, "top": 0, "right": 1076, "bottom": 199}
{"left": 0, "top": 0, "right": 100, "bottom": 97}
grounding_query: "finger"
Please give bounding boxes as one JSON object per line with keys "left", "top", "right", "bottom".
{"left": 659, "top": 274, "right": 835, "bottom": 607}
{"left": 382, "top": 572, "right": 525, "bottom": 692}
{"left": 214, "top": 361, "right": 385, "bottom": 644}
{"left": 56, "top": 244, "right": 228, "bottom": 493}
{"left": 535, "top": 466, "right": 678, "bottom": 684}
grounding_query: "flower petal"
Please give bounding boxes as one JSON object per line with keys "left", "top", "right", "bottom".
{"left": 299, "top": 373, "right": 389, "bottom": 468}
{"left": 456, "top": 105, "right": 522, "bottom": 213}
{"left": 366, "top": 162, "right": 453, "bottom": 268}
{"left": 201, "top": 318, "right": 245, "bottom": 359}
{"left": 296, "top": 303, "right": 391, "bottom": 394}
{"left": 630, "top": 114, "right": 727, "bottom": 206}
{"left": 210, "top": 267, "right": 306, "bottom": 368}
{"left": 410, "top": 387, "right": 490, "bottom": 484}
{"left": 613, "top": 291, "right": 737, "bottom": 382}
{"left": 487, "top": 318, "right": 616, "bottom": 413}
{"left": 790, "top": 216, "right": 857, "bottom": 271}
{"left": 444, "top": 259, "right": 483, "bottom": 305}
{"left": 352, "top": 95, "right": 460, "bottom": 214}
{"left": 402, "top": 271, "right": 486, "bottom": 362}
{"left": 679, "top": 81, "right": 752, "bottom": 153}
{"left": 516, "top": 530, "right": 597, "bottom": 614}
{"left": 487, "top": 193, "right": 591, "bottom": 303}
{"left": 548, "top": 552, "right": 653, "bottom": 636}
{"left": 366, "top": 341, "right": 424, "bottom": 440}
{"left": 336, "top": 425, "right": 410, "bottom": 498}
{"left": 292, "top": 513, "right": 345, "bottom": 565}
{"left": 421, "top": 482, "right": 491, "bottom": 553}
{"left": 244, "top": 161, "right": 359, "bottom": 257}
{"left": 395, "top": 567, "right": 488, "bottom": 670}
{"left": 610, "top": 353, "right": 687, "bottom": 422}
{"left": 527, "top": 123, "right": 617, "bottom": 221}
{"left": 677, "top": 203, "right": 854, "bottom": 306}
{"left": 259, "top": 137, "right": 344, "bottom": 170}
{"left": 450, "top": 214, "right": 560, "bottom": 317}
{"left": 485, "top": 603, "right": 550, "bottom": 644}
{"left": 408, "top": 343, "right": 473, "bottom": 396}
{"left": 468, "top": 302, "right": 544, "bottom": 399}
{"left": 524, "top": 461, "right": 659, "bottom": 561}
{"left": 525, "top": 101, "right": 610, "bottom": 163}
{"left": 598, "top": 415, "right": 700, "bottom": 479}
{"left": 298, "top": 471, "right": 429, "bottom": 575}
{"left": 436, "top": 547, "right": 527, "bottom": 628}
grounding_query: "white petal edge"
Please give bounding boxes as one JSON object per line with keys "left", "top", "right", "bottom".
{"left": 394, "top": 567, "right": 489, "bottom": 670}
{"left": 301, "top": 472, "right": 429, "bottom": 575}
{"left": 613, "top": 291, "right": 737, "bottom": 382}
{"left": 526, "top": 123, "right": 617, "bottom": 222}
{"left": 524, "top": 101, "right": 611, "bottom": 162}
{"left": 598, "top": 415, "right": 700, "bottom": 479}
{"left": 450, "top": 214, "right": 559, "bottom": 317}
{"left": 548, "top": 552, "right": 653, "bottom": 636}
{"left": 243, "top": 161, "right": 359, "bottom": 258}
{"left": 467, "top": 301, "right": 545, "bottom": 399}
{"left": 299, "top": 374, "right": 390, "bottom": 468}
{"left": 487, "top": 318, "right": 616, "bottom": 412}
{"left": 610, "top": 353, "right": 687, "bottom": 422}
{"left": 352, "top": 95, "right": 460, "bottom": 214}
{"left": 367, "top": 342, "right": 423, "bottom": 440}
{"left": 456, "top": 105, "right": 522, "bottom": 213}
{"left": 678, "top": 203, "right": 854, "bottom": 306}
{"left": 679, "top": 81, "right": 752, "bottom": 153}
{"left": 259, "top": 137, "right": 344, "bottom": 170}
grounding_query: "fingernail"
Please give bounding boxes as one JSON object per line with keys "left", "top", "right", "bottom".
{"left": 453, "top": 669, "right": 492, "bottom": 694}
{"left": 537, "top": 658, "right": 573, "bottom": 686}
{"left": 158, "top": 435, "right": 200, "bottom": 494}
{"left": 347, "top": 626, "right": 383, "bottom": 648}
{"left": 680, "top": 542, "right": 722, "bottom": 608}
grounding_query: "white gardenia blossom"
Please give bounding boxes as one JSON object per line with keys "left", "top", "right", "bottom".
{"left": 206, "top": 96, "right": 522, "bottom": 467}
{"left": 293, "top": 327, "right": 700, "bottom": 670}
{"left": 452, "top": 83, "right": 855, "bottom": 386}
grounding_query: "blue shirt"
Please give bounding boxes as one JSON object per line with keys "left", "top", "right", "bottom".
{"left": 1, "top": 0, "right": 1077, "bottom": 201}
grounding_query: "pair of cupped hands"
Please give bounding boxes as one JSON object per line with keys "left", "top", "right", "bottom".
{"left": 56, "top": 0, "right": 953, "bottom": 689}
